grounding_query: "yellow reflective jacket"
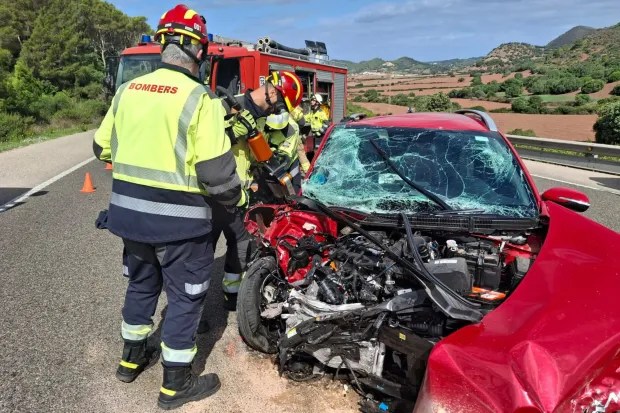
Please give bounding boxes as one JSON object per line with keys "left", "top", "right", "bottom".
{"left": 95, "top": 66, "right": 238, "bottom": 197}
{"left": 231, "top": 140, "right": 253, "bottom": 188}
{"left": 94, "top": 65, "right": 242, "bottom": 242}
{"left": 259, "top": 118, "right": 300, "bottom": 167}
{"left": 304, "top": 108, "right": 329, "bottom": 132}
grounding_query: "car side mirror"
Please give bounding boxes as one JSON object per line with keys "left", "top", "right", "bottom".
{"left": 541, "top": 187, "right": 590, "bottom": 212}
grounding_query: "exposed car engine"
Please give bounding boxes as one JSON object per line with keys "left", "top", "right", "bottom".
{"left": 239, "top": 203, "right": 539, "bottom": 412}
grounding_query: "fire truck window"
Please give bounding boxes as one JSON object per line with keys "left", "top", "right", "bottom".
{"left": 216, "top": 58, "right": 241, "bottom": 94}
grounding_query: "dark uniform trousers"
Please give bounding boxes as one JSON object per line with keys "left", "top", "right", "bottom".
{"left": 211, "top": 203, "right": 252, "bottom": 280}
{"left": 121, "top": 233, "right": 213, "bottom": 366}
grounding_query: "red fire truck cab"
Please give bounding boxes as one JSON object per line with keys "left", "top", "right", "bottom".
{"left": 105, "top": 35, "right": 348, "bottom": 146}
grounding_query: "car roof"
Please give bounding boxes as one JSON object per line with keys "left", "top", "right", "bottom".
{"left": 347, "top": 112, "right": 494, "bottom": 132}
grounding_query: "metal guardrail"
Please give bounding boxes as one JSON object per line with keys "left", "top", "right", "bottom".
{"left": 506, "top": 135, "right": 620, "bottom": 176}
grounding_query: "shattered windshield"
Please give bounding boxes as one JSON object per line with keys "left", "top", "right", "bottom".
{"left": 303, "top": 126, "right": 538, "bottom": 217}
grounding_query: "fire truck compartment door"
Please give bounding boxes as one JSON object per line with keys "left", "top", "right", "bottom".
{"left": 316, "top": 70, "right": 333, "bottom": 83}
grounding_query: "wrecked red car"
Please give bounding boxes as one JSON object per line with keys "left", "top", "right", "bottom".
{"left": 237, "top": 110, "right": 620, "bottom": 413}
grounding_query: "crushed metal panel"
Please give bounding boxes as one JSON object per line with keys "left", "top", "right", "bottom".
{"left": 333, "top": 73, "right": 346, "bottom": 123}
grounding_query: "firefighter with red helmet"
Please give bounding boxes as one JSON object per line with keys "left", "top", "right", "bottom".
{"left": 212, "top": 70, "right": 304, "bottom": 311}
{"left": 94, "top": 4, "right": 235, "bottom": 409}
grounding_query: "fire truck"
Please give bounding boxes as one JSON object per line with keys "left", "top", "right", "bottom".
{"left": 104, "top": 35, "right": 348, "bottom": 151}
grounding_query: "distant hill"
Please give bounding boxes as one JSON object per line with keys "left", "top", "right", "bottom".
{"left": 480, "top": 42, "right": 545, "bottom": 66}
{"left": 551, "top": 22, "right": 620, "bottom": 63}
{"left": 427, "top": 57, "right": 483, "bottom": 67}
{"left": 547, "top": 26, "right": 596, "bottom": 48}
{"left": 334, "top": 55, "right": 481, "bottom": 75}
{"left": 332, "top": 57, "right": 430, "bottom": 74}
{"left": 338, "top": 22, "right": 620, "bottom": 76}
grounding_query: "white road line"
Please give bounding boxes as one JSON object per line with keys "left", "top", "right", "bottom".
{"left": 0, "top": 156, "right": 96, "bottom": 213}
{"left": 531, "top": 173, "right": 620, "bottom": 195}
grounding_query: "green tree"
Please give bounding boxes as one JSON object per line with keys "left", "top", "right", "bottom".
{"left": 363, "top": 89, "right": 380, "bottom": 102}
{"left": 528, "top": 95, "right": 544, "bottom": 113}
{"left": 18, "top": 0, "right": 148, "bottom": 92}
{"left": 594, "top": 101, "right": 620, "bottom": 145}
{"left": 581, "top": 79, "right": 605, "bottom": 94}
{"left": 4, "top": 59, "right": 51, "bottom": 117}
{"left": 426, "top": 93, "right": 452, "bottom": 112}
{"left": 88, "top": 0, "right": 150, "bottom": 69}
{"left": 575, "top": 94, "right": 591, "bottom": 106}
{"left": 607, "top": 70, "right": 620, "bottom": 83}
{"left": 511, "top": 97, "right": 530, "bottom": 113}
{"left": 471, "top": 75, "right": 482, "bottom": 86}
{"left": 19, "top": 0, "right": 100, "bottom": 90}
{"left": 504, "top": 84, "right": 523, "bottom": 98}
{"left": 611, "top": 85, "right": 620, "bottom": 96}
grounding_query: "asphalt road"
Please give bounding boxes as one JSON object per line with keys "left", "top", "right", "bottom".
{"left": 0, "top": 133, "right": 618, "bottom": 413}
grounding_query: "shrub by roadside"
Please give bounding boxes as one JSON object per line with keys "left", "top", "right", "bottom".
{"left": 507, "top": 128, "right": 537, "bottom": 137}
{"left": 594, "top": 101, "right": 620, "bottom": 145}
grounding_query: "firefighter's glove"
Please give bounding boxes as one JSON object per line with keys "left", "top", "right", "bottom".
{"left": 231, "top": 109, "right": 257, "bottom": 140}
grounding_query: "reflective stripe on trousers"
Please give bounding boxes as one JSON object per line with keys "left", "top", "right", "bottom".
{"left": 222, "top": 272, "right": 241, "bottom": 294}
{"left": 121, "top": 320, "right": 153, "bottom": 341}
{"left": 110, "top": 192, "right": 211, "bottom": 219}
{"left": 161, "top": 342, "right": 197, "bottom": 364}
{"left": 111, "top": 84, "right": 207, "bottom": 191}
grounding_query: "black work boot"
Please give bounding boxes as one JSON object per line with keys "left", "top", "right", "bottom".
{"left": 158, "top": 364, "right": 221, "bottom": 410}
{"left": 223, "top": 292, "right": 238, "bottom": 311}
{"left": 115, "top": 339, "right": 159, "bottom": 383}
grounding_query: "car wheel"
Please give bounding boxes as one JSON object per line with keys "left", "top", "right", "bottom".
{"left": 237, "top": 256, "right": 287, "bottom": 354}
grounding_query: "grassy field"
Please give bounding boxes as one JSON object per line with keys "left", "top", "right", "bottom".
{"left": 536, "top": 94, "right": 577, "bottom": 103}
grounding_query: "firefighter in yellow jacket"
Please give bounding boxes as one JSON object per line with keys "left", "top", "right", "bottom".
{"left": 305, "top": 93, "right": 330, "bottom": 137}
{"left": 290, "top": 105, "right": 311, "bottom": 174}
{"left": 211, "top": 70, "right": 304, "bottom": 311}
{"left": 260, "top": 112, "right": 302, "bottom": 192}
{"left": 93, "top": 5, "right": 236, "bottom": 410}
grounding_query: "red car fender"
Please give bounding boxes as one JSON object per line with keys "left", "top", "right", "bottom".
{"left": 414, "top": 202, "right": 620, "bottom": 413}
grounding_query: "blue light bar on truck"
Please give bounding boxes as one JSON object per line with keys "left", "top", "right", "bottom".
{"left": 139, "top": 34, "right": 153, "bottom": 45}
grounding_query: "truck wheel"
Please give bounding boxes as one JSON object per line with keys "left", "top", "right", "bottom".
{"left": 237, "top": 256, "right": 287, "bottom": 354}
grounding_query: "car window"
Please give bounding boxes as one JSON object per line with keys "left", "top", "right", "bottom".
{"left": 303, "top": 126, "right": 538, "bottom": 217}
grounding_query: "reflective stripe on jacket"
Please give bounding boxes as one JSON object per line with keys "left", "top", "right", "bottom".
{"left": 94, "top": 66, "right": 240, "bottom": 242}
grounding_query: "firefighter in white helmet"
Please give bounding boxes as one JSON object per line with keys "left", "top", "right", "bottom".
{"left": 305, "top": 93, "right": 330, "bottom": 138}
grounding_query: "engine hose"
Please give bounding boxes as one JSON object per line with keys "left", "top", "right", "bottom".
{"left": 418, "top": 244, "right": 431, "bottom": 261}
{"left": 401, "top": 214, "right": 427, "bottom": 273}
{"left": 411, "top": 322, "right": 444, "bottom": 337}
{"left": 343, "top": 359, "right": 365, "bottom": 396}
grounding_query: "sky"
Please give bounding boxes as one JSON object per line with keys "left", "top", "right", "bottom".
{"left": 110, "top": 0, "right": 620, "bottom": 62}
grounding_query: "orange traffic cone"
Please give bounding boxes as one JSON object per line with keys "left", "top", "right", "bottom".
{"left": 80, "top": 172, "right": 96, "bottom": 193}
{"left": 105, "top": 162, "right": 113, "bottom": 171}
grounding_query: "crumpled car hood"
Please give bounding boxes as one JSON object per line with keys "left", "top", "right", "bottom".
{"left": 414, "top": 202, "right": 620, "bottom": 413}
